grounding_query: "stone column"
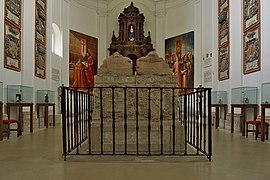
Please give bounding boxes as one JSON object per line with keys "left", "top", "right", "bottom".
{"left": 97, "top": 5, "right": 108, "bottom": 67}
{"left": 155, "top": 9, "right": 166, "bottom": 58}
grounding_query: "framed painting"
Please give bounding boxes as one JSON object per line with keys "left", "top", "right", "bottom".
{"left": 218, "top": 10, "right": 229, "bottom": 47}
{"left": 36, "top": 0, "right": 46, "bottom": 10}
{"left": 69, "top": 30, "right": 98, "bottom": 88}
{"left": 243, "top": 0, "right": 260, "bottom": 32}
{"left": 35, "top": 4, "right": 46, "bottom": 44}
{"left": 35, "top": 0, "right": 46, "bottom": 79}
{"left": 243, "top": 25, "right": 260, "bottom": 74}
{"left": 35, "top": 42, "right": 46, "bottom": 79}
{"left": 165, "top": 31, "right": 194, "bottom": 94}
{"left": 5, "top": 0, "right": 22, "bottom": 28}
{"left": 218, "top": 45, "right": 230, "bottom": 81}
{"left": 219, "top": 0, "right": 229, "bottom": 14}
{"left": 4, "top": 22, "right": 21, "bottom": 72}
{"left": 218, "top": 0, "right": 230, "bottom": 81}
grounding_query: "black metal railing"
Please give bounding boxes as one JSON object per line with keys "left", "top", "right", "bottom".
{"left": 61, "top": 86, "right": 212, "bottom": 161}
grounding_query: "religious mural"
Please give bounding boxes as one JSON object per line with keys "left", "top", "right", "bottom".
{"left": 165, "top": 31, "right": 194, "bottom": 93}
{"left": 69, "top": 30, "right": 98, "bottom": 88}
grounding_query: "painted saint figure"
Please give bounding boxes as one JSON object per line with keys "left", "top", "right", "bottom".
{"left": 72, "top": 59, "right": 88, "bottom": 87}
{"left": 84, "top": 50, "right": 95, "bottom": 88}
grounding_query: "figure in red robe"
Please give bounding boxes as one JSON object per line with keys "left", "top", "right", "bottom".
{"left": 84, "top": 50, "right": 95, "bottom": 88}
{"left": 72, "top": 59, "right": 89, "bottom": 87}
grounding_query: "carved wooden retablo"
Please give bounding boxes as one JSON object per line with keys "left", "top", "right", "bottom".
{"left": 108, "top": 2, "right": 154, "bottom": 74}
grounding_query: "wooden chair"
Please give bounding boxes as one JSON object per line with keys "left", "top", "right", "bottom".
{"left": 246, "top": 120, "right": 269, "bottom": 140}
{"left": 2, "top": 120, "right": 19, "bottom": 139}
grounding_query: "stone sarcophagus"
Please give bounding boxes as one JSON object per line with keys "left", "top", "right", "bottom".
{"left": 92, "top": 52, "right": 184, "bottom": 154}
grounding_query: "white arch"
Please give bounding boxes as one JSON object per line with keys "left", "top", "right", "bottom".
{"left": 52, "top": 23, "right": 63, "bottom": 57}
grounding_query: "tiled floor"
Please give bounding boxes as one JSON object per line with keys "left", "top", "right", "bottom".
{"left": 0, "top": 126, "right": 270, "bottom": 180}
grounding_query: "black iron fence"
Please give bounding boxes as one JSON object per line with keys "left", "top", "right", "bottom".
{"left": 61, "top": 86, "right": 212, "bottom": 161}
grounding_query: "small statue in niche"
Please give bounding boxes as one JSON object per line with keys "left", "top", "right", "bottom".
{"left": 16, "top": 94, "right": 21, "bottom": 102}
{"left": 128, "top": 25, "right": 135, "bottom": 41}
{"left": 44, "top": 94, "right": 49, "bottom": 103}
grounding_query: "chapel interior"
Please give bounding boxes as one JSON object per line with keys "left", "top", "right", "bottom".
{"left": 0, "top": 0, "right": 270, "bottom": 180}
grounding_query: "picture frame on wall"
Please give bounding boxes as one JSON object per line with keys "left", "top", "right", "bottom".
{"left": 35, "top": 42, "right": 46, "bottom": 79}
{"left": 37, "top": 0, "right": 46, "bottom": 10}
{"left": 218, "top": 10, "right": 229, "bottom": 47}
{"left": 218, "top": 0, "right": 230, "bottom": 81}
{"left": 243, "top": 0, "right": 260, "bottom": 32}
{"left": 243, "top": 25, "right": 260, "bottom": 74}
{"left": 35, "top": 0, "right": 47, "bottom": 79}
{"left": 219, "top": 0, "right": 229, "bottom": 13}
{"left": 218, "top": 45, "right": 230, "bottom": 81}
{"left": 5, "top": 0, "right": 22, "bottom": 28}
{"left": 35, "top": 6, "right": 46, "bottom": 44}
{"left": 4, "top": 21, "right": 21, "bottom": 72}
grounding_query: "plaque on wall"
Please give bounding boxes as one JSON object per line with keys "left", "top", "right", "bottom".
{"left": 218, "top": 45, "right": 229, "bottom": 81}
{"left": 35, "top": 42, "right": 46, "bottom": 78}
{"left": 4, "top": 22, "right": 21, "bottom": 72}
{"left": 243, "top": 0, "right": 260, "bottom": 32}
{"left": 35, "top": 0, "right": 47, "bottom": 79}
{"left": 243, "top": 25, "right": 260, "bottom": 74}
{"left": 5, "top": 0, "right": 22, "bottom": 28}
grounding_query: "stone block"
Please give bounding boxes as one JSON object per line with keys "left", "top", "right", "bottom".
{"left": 97, "top": 52, "right": 133, "bottom": 76}
{"left": 136, "top": 51, "right": 172, "bottom": 75}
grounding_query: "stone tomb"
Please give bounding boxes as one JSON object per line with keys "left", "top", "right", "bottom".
{"left": 91, "top": 52, "right": 184, "bottom": 154}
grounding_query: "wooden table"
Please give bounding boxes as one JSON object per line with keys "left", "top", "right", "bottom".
{"left": 37, "top": 103, "right": 55, "bottom": 128}
{"left": 7, "top": 103, "right": 34, "bottom": 136}
{"left": 0, "top": 102, "right": 3, "bottom": 141}
{"left": 212, "top": 104, "right": 227, "bottom": 129}
{"left": 231, "top": 104, "right": 258, "bottom": 136}
{"left": 261, "top": 104, "right": 270, "bottom": 141}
